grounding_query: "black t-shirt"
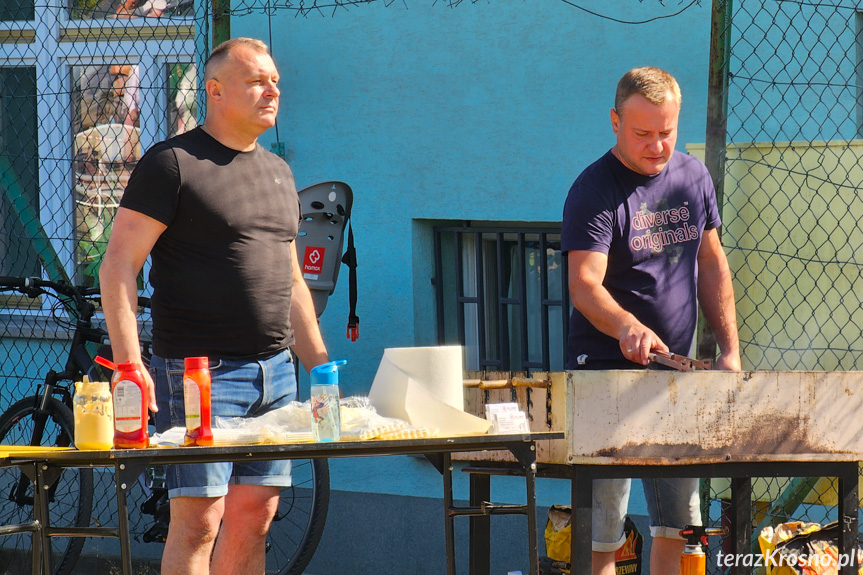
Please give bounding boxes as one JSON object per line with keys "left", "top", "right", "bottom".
{"left": 120, "top": 127, "right": 301, "bottom": 359}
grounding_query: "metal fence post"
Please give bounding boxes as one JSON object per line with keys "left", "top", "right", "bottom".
{"left": 697, "top": 0, "right": 733, "bottom": 362}
{"left": 212, "top": 0, "right": 231, "bottom": 47}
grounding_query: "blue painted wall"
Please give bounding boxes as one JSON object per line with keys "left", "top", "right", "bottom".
{"left": 727, "top": 4, "right": 860, "bottom": 142}
{"left": 235, "top": 1, "right": 713, "bottom": 393}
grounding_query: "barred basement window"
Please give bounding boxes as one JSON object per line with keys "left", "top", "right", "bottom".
{"left": 434, "top": 223, "right": 569, "bottom": 373}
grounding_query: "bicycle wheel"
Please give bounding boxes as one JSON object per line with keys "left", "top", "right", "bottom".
{"left": 0, "top": 396, "right": 94, "bottom": 575}
{"left": 265, "top": 458, "right": 330, "bottom": 575}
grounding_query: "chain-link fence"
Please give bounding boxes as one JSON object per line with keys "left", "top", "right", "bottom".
{"left": 707, "top": 0, "right": 863, "bottom": 372}
{"left": 0, "top": 0, "right": 207, "bottom": 410}
{"left": 3, "top": 0, "right": 863, "bottom": 571}
{"left": 0, "top": 1, "right": 209, "bottom": 569}
{"left": 701, "top": 0, "right": 863, "bottom": 570}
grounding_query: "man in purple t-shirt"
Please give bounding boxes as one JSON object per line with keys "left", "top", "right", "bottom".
{"left": 562, "top": 67, "right": 741, "bottom": 575}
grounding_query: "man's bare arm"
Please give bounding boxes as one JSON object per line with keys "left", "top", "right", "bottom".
{"left": 567, "top": 249, "right": 668, "bottom": 365}
{"left": 696, "top": 228, "right": 741, "bottom": 371}
{"left": 289, "top": 241, "right": 329, "bottom": 372}
{"left": 99, "top": 207, "right": 166, "bottom": 410}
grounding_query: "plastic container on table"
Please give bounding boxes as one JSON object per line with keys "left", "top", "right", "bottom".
{"left": 110, "top": 361, "right": 149, "bottom": 449}
{"left": 73, "top": 378, "right": 114, "bottom": 450}
{"left": 310, "top": 360, "right": 347, "bottom": 442}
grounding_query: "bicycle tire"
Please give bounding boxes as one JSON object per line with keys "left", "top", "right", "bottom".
{"left": 265, "top": 458, "right": 330, "bottom": 575}
{"left": 0, "top": 396, "right": 94, "bottom": 575}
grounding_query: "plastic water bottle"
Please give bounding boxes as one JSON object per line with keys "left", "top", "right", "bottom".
{"left": 310, "top": 360, "right": 346, "bottom": 442}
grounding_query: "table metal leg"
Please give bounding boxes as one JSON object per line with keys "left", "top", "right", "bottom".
{"left": 468, "top": 473, "right": 491, "bottom": 575}
{"left": 34, "top": 463, "right": 53, "bottom": 575}
{"left": 500, "top": 441, "right": 541, "bottom": 575}
{"left": 524, "top": 453, "right": 538, "bottom": 575}
{"left": 443, "top": 452, "right": 457, "bottom": 575}
{"left": 112, "top": 458, "right": 151, "bottom": 575}
{"left": 30, "top": 522, "right": 41, "bottom": 575}
{"left": 730, "top": 477, "right": 752, "bottom": 575}
{"left": 571, "top": 466, "right": 592, "bottom": 575}
{"left": 115, "top": 461, "right": 134, "bottom": 575}
{"left": 19, "top": 462, "right": 43, "bottom": 575}
{"left": 838, "top": 464, "right": 859, "bottom": 575}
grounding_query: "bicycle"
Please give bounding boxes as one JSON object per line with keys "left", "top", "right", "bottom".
{"left": 0, "top": 276, "right": 329, "bottom": 575}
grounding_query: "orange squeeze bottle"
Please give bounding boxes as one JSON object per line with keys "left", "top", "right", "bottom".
{"left": 183, "top": 357, "right": 213, "bottom": 447}
{"left": 111, "top": 361, "right": 149, "bottom": 449}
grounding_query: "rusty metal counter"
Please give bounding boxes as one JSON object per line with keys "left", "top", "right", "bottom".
{"left": 565, "top": 370, "right": 863, "bottom": 575}
{"left": 3, "top": 431, "right": 563, "bottom": 575}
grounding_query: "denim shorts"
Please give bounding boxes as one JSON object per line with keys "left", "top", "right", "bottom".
{"left": 592, "top": 477, "right": 701, "bottom": 552}
{"left": 151, "top": 349, "right": 297, "bottom": 498}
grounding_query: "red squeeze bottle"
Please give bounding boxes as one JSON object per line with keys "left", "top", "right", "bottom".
{"left": 183, "top": 357, "right": 213, "bottom": 447}
{"left": 111, "top": 361, "right": 149, "bottom": 449}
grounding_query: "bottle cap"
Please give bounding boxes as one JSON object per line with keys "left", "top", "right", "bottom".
{"left": 116, "top": 361, "right": 139, "bottom": 371}
{"left": 184, "top": 357, "right": 208, "bottom": 369}
{"left": 310, "top": 359, "right": 347, "bottom": 387}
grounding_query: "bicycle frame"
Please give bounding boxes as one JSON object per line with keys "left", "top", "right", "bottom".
{"left": 4, "top": 280, "right": 107, "bottom": 511}
{"left": 1, "top": 276, "right": 329, "bottom": 575}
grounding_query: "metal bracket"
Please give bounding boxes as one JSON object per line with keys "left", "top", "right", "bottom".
{"left": 116, "top": 459, "right": 152, "bottom": 490}
{"left": 502, "top": 441, "right": 536, "bottom": 470}
{"left": 424, "top": 453, "right": 446, "bottom": 475}
{"left": 18, "top": 462, "right": 37, "bottom": 484}
{"left": 23, "top": 462, "right": 65, "bottom": 491}
{"left": 40, "top": 465, "right": 64, "bottom": 491}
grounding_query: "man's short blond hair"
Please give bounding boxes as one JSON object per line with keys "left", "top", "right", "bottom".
{"left": 204, "top": 37, "right": 270, "bottom": 81}
{"left": 614, "top": 67, "right": 681, "bottom": 114}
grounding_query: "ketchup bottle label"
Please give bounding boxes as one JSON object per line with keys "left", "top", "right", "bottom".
{"left": 113, "top": 379, "right": 144, "bottom": 432}
{"left": 184, "top": 377, "right": 201, "bottom": 430}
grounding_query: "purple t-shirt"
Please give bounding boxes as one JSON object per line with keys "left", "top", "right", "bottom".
{"left": 561, "top": 150, "right": 721, "bottom": 368}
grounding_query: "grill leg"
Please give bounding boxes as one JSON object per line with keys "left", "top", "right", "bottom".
{"left": 469, "top": 473, "right": 491, "bottom": 575}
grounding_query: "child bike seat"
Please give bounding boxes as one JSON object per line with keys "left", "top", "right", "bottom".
{"left": 295, "top": 182, "right": 357, "bottom": 339}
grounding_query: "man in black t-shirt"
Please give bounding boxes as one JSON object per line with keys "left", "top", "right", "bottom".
{"left": 100, "top": 38, "right": 329, "bottom": 575}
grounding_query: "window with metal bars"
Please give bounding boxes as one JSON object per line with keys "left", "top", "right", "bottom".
{"left": 434, "top": 223, "right": 570, "bottom": 373}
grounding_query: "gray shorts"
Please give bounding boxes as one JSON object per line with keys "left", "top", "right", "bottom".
{"left": 592, "top": 477, "right": 701, "bottom": 552}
